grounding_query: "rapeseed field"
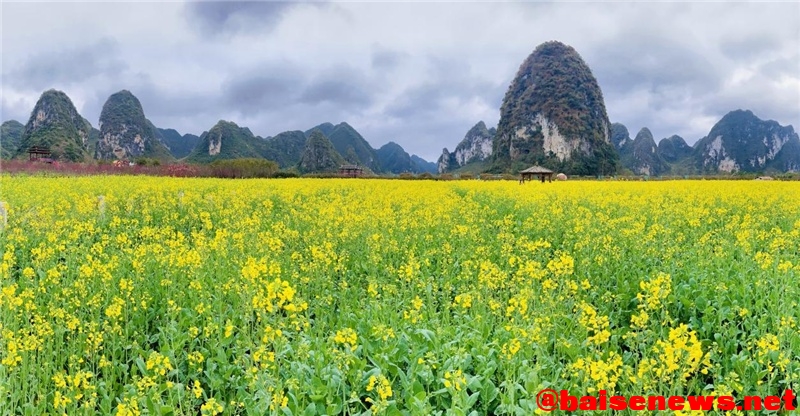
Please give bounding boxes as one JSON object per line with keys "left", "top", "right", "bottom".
{"left": 1, "top": 177, "right": 798, "bottom": 415}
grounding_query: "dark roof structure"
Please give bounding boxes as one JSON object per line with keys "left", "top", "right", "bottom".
{"left": 519, "top": 165, "right": 553, "bottom": 174}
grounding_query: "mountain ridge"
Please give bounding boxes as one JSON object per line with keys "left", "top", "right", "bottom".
{"left": 15, "top": 89, "right": 94, "bottom": 162}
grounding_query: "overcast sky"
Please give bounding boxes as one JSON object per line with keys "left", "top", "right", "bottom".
{"left": 2, "top": 1, "right": 799, "bottom": 161}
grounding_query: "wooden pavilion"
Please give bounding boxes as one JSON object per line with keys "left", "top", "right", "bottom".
{"left": 339, "top": 164, "right": 364, "bottom": 178}
{"left": 519, "top": 165, "right": 554, "bottom": 183}
{"left": 28, "top": 146, "right": 52, "bottom": 161}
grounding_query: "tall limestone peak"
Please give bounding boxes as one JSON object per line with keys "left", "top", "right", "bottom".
{"left": 693, "top": 109, "right": 800, "bottom": 173}
{"left": 634, "top": 127, "right": 654, "bottom": 143}
{"left": 96, "top": 90, "right": 173, "bottom": 161}
{"left": 437, "top": 148, "right": 456, "bottom": 173}
{"left": 437, "top": 121, "right": 496, "bottom": 173}
{"left": 491, "top": 41, "right": 618, "bottom": 175}
{"left": 186, "top": 120, "right": 265, "bottom": 163}
{"left": 298, "top": 129, "right": 346, "bottom": 173}
{"left": 454, "top": 121, "right": 494, "bottom": 166}
{"left": 16, "top": 89, "right": 93, "bottom": 161}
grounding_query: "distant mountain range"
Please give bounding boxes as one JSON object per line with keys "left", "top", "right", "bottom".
{"left": 435, "top": 109, "right": 800, "bottom": 176}
{"left": 1, "top": 89, "right": 437, "bottom": 174}
{"left": 433, "top": 40, "right": 799, "bottom": 175}
{"left": 602, "top": 110, "right": 800, "bottom": 176}
{"left": 3, "top": 41, "right": 799, "bottom": 175}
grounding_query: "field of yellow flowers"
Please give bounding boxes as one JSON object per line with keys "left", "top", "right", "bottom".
{"left": 1, "top": 177, "right": 799, "bottom": 415}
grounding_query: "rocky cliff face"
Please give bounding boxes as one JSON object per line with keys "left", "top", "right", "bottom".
{"left": 453, "top": 121, "right": 494, "bottom": 166}
{"left": 437, "top": 148, "right": 457, "bottom": 173}
{"left": 96, "top": 90, "right": 173, "bottom": 161}
{"left": 693, "top": 110, "right": 800, "bottom": 173}
{"left": 186, "top": 120, "right": 265, "bottom": 163}
{"left": 16, "top": 89, "right": 93, "bottom": 161}
{"left": 298, "top": 129, "right": 346, "bottom": 173}
{"left": 437, "top": 121, "right": 495, "bottom": 173}
{"left": 491, "top": 41, "right": 618, "bottom": 175}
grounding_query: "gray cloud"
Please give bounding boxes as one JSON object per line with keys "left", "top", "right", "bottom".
{"left": 299, "top": 67, "right": 375, "bottom": 109}
{"left": 371, "top": 48, "right": 407, "bottom": 70}
{"left": 590, "top": 36, "right": 721, "bottom": 96}
{"left": 758, "top": 53, "right": 800, "bottom": 79}
{"left": 3, "top": 38, "right": 127, "bottom": 91}
{"left": 185, "top": 1, "right": 321, "bottom": 37}
{"left": 386, "top": 57, "right": 501, "bottom": 122}
{"left": 299, "top": 79, "right": 371, "bottom": 108}
{"left": 719, "top": 34, "right": 782, "bottom": 61}
{"left": 2, "top": 1, "right": 799, "bottom": 161}
{"left": 223, "top": 73, "right": 302, "bottom": 112}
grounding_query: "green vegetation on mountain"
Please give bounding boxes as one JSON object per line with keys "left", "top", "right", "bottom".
{"left": 15, "top": 89, "right": 93, "bottom": 162}
{"left": 261, "top": 131, "right": 308, "bottom": 169}
{"left": 298, "top": 130, "right": 346, "bottom": 173}
{"left": 87, "top": 127, "right": 100, "bottom": 158}
{"left": 452, "top": 159, "right": 492, "bottom": 175}
{"left": 1, "top": 120, "right": 24, "bottom": 159}
{"left": 96, "top": 90, "right": 173, "bottom": 161}
{"left": 620, "top": 128, "right": 669, "bottom": 176}
{"left": 209, "top": 158, "right": 279, "bottom": 178}
{"left": 657, "top": 135, "right": 692, "bottom": 163}
{"left": 377, "top": 141, "right": 415, "bottom": 174}
{"left": 491, "top": 41, "right": 618, "bottom": 175}
{"left": 304, "top": 123, "right": 336, "bottom": 139}
{"left": 157, "top": 128, "right": 200, "bottom": 159}
{"left": 693, "top": 109, "right": 800, "bottom": 173}
{"left": 410, "top": 155, "right": 437, "bottom": 174}
{"left": 307, "top": 122, "right": 381, "bottom": 172}
{"left": 186, "top": 121, "right": 268, "bottom": 163}
{"left": 610, "top": 123, "right": 689, "bottom": 175}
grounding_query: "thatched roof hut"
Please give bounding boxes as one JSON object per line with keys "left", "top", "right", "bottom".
{"left": 519, "top": 165, "right": 554, "bottom": 183}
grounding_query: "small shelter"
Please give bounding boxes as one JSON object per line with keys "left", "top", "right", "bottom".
{"left": 519, "top": 165, "right": 554, "bottom": 183}
{"left": 28, "top": 146, "right": 52, "bottom": 161}
{"left": 339, "top": 164, "right": 364, "bottom": 178}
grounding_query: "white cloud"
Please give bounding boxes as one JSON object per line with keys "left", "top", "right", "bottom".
{"left": 2, "top": 1, "right": 799, "bottom": 161}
